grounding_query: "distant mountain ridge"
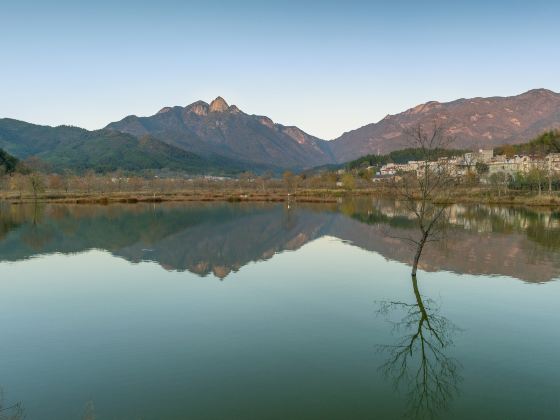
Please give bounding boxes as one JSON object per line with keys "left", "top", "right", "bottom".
{"left": 0, "top": 118, "right": 249, "bottom": 173}
{"left": 329, "top": 88, "right": 560, "bottom": 162}
{"left": 1, "top": 89, "right": 560, "bottom": 173}
{"left": 106, "top": 97, "right": 335, "bottom": 169}
{"left": 106, "top": 89, "right": 560, "bottom": 167}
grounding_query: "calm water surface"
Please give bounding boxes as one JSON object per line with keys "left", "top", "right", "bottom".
{"left": 0, "top": 200, "right": 559, "bottom": 419}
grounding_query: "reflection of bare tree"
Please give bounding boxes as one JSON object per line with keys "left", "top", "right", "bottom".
{"left": 82, "top": 400, "right": 96, "bottom": 420}
{"left": 377, "top": 275, "right": 461, "bottom": 419}
{"left": 0, "top": 388, "right": 24, "bottom": 420}
{"left": 8, "top": 202, "right": 55, "bottom": 251}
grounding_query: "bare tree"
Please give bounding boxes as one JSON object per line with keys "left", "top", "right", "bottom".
{"left": 82, "top": 170, "right": 96, "bottom": 194}
{"left": 283, "top": 171, "right": 295, "bottom": 193}
{"left": 393, "top": 122, "right": 455, "bottom": 277}
{"left": 489, "top": 172, "right": 507, "bottom": 197}
{"left": 341, "top": 172, "right": 356, "bottom": 191}
{"left": 28, "top": 172, "right": 45, "bottom": 201}
{"left": 238, "top": 171, "right": 254, "bottom": 190}
{"left": 9, "top": 173, "right": 26, "bottom": 201}
{"left": 47, "top": 174, "right": 64, "bottom": 191}
{"left": 257, "top": 171, "right": 273, "bottom": 193}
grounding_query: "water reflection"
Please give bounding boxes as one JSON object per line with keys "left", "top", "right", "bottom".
{"left": 0, "top": 389, "right": 24, "bottom": 420}
{"left": 1, "top": 201, "right": 560, "bottom": 419}
{"left": 376, "top": 275, "right": 461, "bottom": 419}
{"left": 1, "top": 199, "right": 560, "bottom": 282}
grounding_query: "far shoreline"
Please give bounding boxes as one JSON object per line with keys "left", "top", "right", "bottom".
{"left": 2, "top": 188, "right": 560, "bottom": 208}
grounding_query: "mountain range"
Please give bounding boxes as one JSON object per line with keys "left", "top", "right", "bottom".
{"left": 1, "top": 88, "right": 559, "bottom": 172}
{"left": 0, "top": 118, "right": 261, "bottom": 174}
{"left": 106, "top": 96, "right": 335, "bottom": 169}
{"left": 330, "top": 88, "right": 560, "bottom": 162}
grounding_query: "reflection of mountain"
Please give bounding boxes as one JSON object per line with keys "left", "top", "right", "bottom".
{"left": 115, "top": 204, "right": 334, "bottom": 278}
{"left": 0, "top": 201, "right": 559, "bottom": 282}
{"left": 0, "top": 203, "right": 336, "bottom": 279}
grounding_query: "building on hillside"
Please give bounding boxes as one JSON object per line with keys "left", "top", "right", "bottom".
{"left": 492, "top": 154, "right": 508, "bottom": 163}
{"left": 515, "top": 155, "right": 536, "bottom": 173}
{"left": 399, "top": 161, "right": 422, "bottom": 173}
{"left": 477, "top": 149, "right": 494, "bottom": 163}
{"left": 374, "top": 149, "right": 560, "bottom": 182}
{"left": 486, "top": 154, "right": 558, "bottom": 177}
{"left": 488, "top": 160, "right": 519, "bottom": 177}
{"left": 380, "top": 163, "right": 397, "bottom": 176}
{"left": 547, "top": 153, "right": 560, "bottom": 172}
{"left": 461, "top": 149, "right": 494, "bottom": 168}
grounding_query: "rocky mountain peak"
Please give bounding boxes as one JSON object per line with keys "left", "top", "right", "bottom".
{"left": 209, "top": 96, "right": 230, "bottom": 112}
{"left": 186, "top": 101, "right": 210, "bottom": 116}
{"left": 157, "top": 107, "right": 173, "bottom": 114}
{"left": 258, "top": 116, "right": 274, "bottom": 128}
{"left": 104, "top": 95, "right": 334, "bottom": 169}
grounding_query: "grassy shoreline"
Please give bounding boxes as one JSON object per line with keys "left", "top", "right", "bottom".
{"left": 1, "top": 187, "right": 560, "bottom": 207}
{"left": 0, "top": 190, "right": 339, "bottom": 205}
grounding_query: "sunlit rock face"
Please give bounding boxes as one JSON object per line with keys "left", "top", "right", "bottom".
{"left": 209, "top": 96, "right": 230, "bottom": 113}
{"left": 187, "top": 101, "right": 210, "bottom": 116}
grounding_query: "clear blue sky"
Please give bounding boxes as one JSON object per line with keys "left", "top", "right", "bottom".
{"left": 1, "top": 0, "right": 558, "bottom": 139}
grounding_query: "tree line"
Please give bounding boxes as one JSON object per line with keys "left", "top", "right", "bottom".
{"left": 494, "top": 130, "right": 560, "bottom": 157}
{"left": 345, "top": 147, "right": 468, "bottom": 170}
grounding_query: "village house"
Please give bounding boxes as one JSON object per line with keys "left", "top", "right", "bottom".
{"left": 379, "top": 163, "right": 397, "bottom": 176}
{"left": 547, "top": 153, "right": 560, "bottom": 172}
{"left": 375, "top": 148, "right": 560, "bottom": 182}
{"left": 488, "top": 159, "right": 519, "bottom": 177}
{"left": 478, "top": 149, "right": 494, "bottom": 163}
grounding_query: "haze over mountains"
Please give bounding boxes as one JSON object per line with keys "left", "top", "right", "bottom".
{"left": 1, "top": 89, "right": 559, "bottom": 172}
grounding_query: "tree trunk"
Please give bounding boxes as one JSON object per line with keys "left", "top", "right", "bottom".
{"left": 412, "top": 231, "right": 429, "bottom": 277}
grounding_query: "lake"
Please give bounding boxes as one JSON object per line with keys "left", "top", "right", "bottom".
{"left": 0, "top": 199, "right": 559, "bottom": 419}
